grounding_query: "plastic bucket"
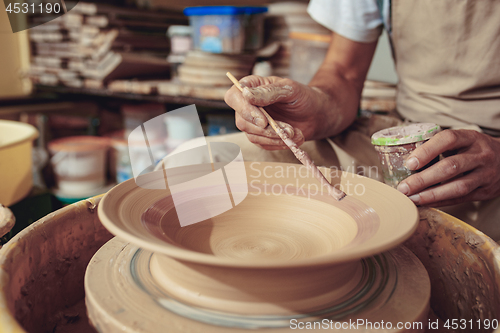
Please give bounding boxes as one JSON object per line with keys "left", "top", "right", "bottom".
{"left": 0, "top": 120, "right": 38, "bottom": 206}
{"left": 48, "top": 136, "right": 110, "bottom": 195}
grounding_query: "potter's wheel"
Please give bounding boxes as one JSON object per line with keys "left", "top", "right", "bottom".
{"left": 86, "top": 239, "right": 429, "bottom": 332}
{"left": 87, "top": 162, "right": 429, "bottom": 332}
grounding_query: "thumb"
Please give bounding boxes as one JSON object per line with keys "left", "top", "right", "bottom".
{"left": 241, "top": 83, "right": 294, "bottom": 107}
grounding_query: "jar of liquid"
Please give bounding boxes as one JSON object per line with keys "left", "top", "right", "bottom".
{"left": 371, "top": 123, "right": 441, "bottom": 188}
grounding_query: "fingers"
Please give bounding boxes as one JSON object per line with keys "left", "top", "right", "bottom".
{"left": 288, "top": 127, "right": 305, "bottom": 146}
{"left": 405, "top": 129, "right": 475, "bottom": 171}
{"left": 405, "top": 172, "right": 480, "bottom": 206}
{"left": 238, "top": 75, "right": 297, "bottom": 107}
{"left": 235, "top": 113, "right": 304, "bottom": 150}
{"left": 225, "top": 74, "right": 309, "bottom": 150}
{"left": 225, "top": 85, "right": 268, "bottom": 129}
{"left": 395, "top": 131, "right": 500, "bottom": 206}
{"left": 239, "top": 75, "right": 279, "bottom": 88}
{"left": 245, "top": 133, "right": 286, "bottom": 148}
{"left": 397, "top": 153, "right": 479, "bottom": 195}
{"left": 234, "top": 112, "right": 272, "bottom": 136}
{"left": 242, "top": 84, "right": 294, "bottom": 107}
{"left": 246, "top": 129, "right": 305, "bottom": 150}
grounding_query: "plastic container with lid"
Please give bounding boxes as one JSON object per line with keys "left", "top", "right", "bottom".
{"left": 167, "top": 25, "right": 193, "bottom": 79}
{"left": 371, "top": 123, "right": 441, "bottom": 187}
{"left": 183, "top": 6, "right": 268, "bottom": 54}
{"left": 48, "top": 136, "right": 110, "bottom": 195}
{"left": 167, "top": 25, "right": 193, "bottom": 55}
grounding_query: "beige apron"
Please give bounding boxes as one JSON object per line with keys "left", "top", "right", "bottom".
{"left": 392, "top": 0, "right": 500, "bottom": 134}
{"left": 392, "top": 0, "right": 500, "bottom": 240}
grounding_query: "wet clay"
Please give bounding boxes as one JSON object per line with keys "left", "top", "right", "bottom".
{"left": 404, "top": 207, "right": 500, "bottom": 331}
{"left": 242, "top": 84, "right": 294, "bottom": 105}
{"left": 91, "top": 161, "right": 425, "bottom": 332}
{"left": 139, "top": 184, "right": 380, "bottom": 260}
{"left": 0, "top": 197, "right": 112, "bottom": 333}
{"left": 98, "top": 162, "right": 418, "bottom": 267}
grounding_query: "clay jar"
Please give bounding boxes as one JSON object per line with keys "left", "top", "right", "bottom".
{"left": 371, "top": 123, "right": 440, "bottom": 188}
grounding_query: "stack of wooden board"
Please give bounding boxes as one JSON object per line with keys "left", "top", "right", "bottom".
{"left": 178, "top": 51, "right": 255, "bottom": 87}
{"left": 28, "top": 2, "right": 186, "bottom": 89}
{"left": 107, "top": 79, "right": 229, "bottom": 100}
{"left": 107, "top": 51, "right": 255, "bottom": 100}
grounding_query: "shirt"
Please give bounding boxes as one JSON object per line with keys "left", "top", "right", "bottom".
{"left": 307, "top": 0, "right": 391, "bottom": 43}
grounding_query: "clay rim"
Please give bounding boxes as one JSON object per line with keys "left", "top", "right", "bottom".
{"left": 371, "top": 123, "right": 441, "bottom": 146}
{"left": 98, "top": 163, "right": 419, "bottom": 269}
{"left": 0, "top": 120, "right": 39, "bottom": 150}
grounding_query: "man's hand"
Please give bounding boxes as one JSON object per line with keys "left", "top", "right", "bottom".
{"left": 397, "top": 129, "right": 500, "bottom": 206}
{"left": 224, "top": 75, "right": 329, "bottom": 150}
{"left": 224, "top": 32, "right": 378, "bottom": 150}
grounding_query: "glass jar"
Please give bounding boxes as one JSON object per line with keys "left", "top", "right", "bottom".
{"left": 371, "top": 123, "right": 441, "bottom": 188}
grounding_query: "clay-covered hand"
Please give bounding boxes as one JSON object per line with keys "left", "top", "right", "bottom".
{"left": 224, "top": 75, "right": 326, "bottom": 150}
{"left": 396, "top": 129, "right": 500, "bottom": 206}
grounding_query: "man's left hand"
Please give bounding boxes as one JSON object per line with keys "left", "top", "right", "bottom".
{"left": 396, "top": 129, "right": 500, "bottom": 206}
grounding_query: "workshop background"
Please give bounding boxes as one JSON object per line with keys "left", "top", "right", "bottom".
{"left": 2, "top": 1, "right": 500, "bottom": 333}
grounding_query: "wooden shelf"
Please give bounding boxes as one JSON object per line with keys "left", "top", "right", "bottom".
{"left": 33, "top": 84, "right": 231, "bottom": 109}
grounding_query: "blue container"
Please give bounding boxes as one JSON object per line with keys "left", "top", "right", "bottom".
{"left": 184, "top": 6, "right": 267, "bottom": 54}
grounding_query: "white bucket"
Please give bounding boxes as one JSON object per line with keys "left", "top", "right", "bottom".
{"left": 0, "top": 120, "right": 38, "bottom": 206}
{"left": 48, "top": 136, "right": 110, "bottom": 195}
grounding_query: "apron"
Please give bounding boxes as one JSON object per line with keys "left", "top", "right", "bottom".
{"left": 392, "top": 0, "right": 500, "bottom": 134}
{"left": 392, "top": 0, "right": 500, "bottom": 240}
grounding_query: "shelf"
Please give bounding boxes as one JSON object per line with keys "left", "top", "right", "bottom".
{"left": 33, "top": 84, "right": 231, "bottom": 109}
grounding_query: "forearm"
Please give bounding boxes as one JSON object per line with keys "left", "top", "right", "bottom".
{"left": 307, "top": 70, "right": 362, "bottom": 139}
{"left": 224, "top": 33, "right": 377, "bottom": 150}
{"left": 306, "top": 32, "right": 378, "bottom": 139}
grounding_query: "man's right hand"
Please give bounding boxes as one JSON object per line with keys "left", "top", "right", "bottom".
{"left": 224, "top": 32, "right": 379, "bottom": 150}
{"left": 224, "top": 75, "right": 324, "bottom": 150}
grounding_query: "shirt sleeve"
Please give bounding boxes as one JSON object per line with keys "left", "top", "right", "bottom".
{"left": 307, "top": 0, "right": 383, "bottom": 43}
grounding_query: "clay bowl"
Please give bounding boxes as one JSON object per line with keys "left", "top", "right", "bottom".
{"left": 98, "top": 161, "right": 418, "bottom": 315}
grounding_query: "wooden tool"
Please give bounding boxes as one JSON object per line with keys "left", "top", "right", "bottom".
{"left": 226, "top": 72, "right": 346, "bottom": 201}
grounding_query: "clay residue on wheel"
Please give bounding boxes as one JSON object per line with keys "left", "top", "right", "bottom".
{"left": 0, "top": 197, "right": 112, "bottom": 333}
{"left": 404, "top": 207, "right": 500, "bottom": 325}
{"left": 242, "top": 85, "right": 293, "bottom": 105}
